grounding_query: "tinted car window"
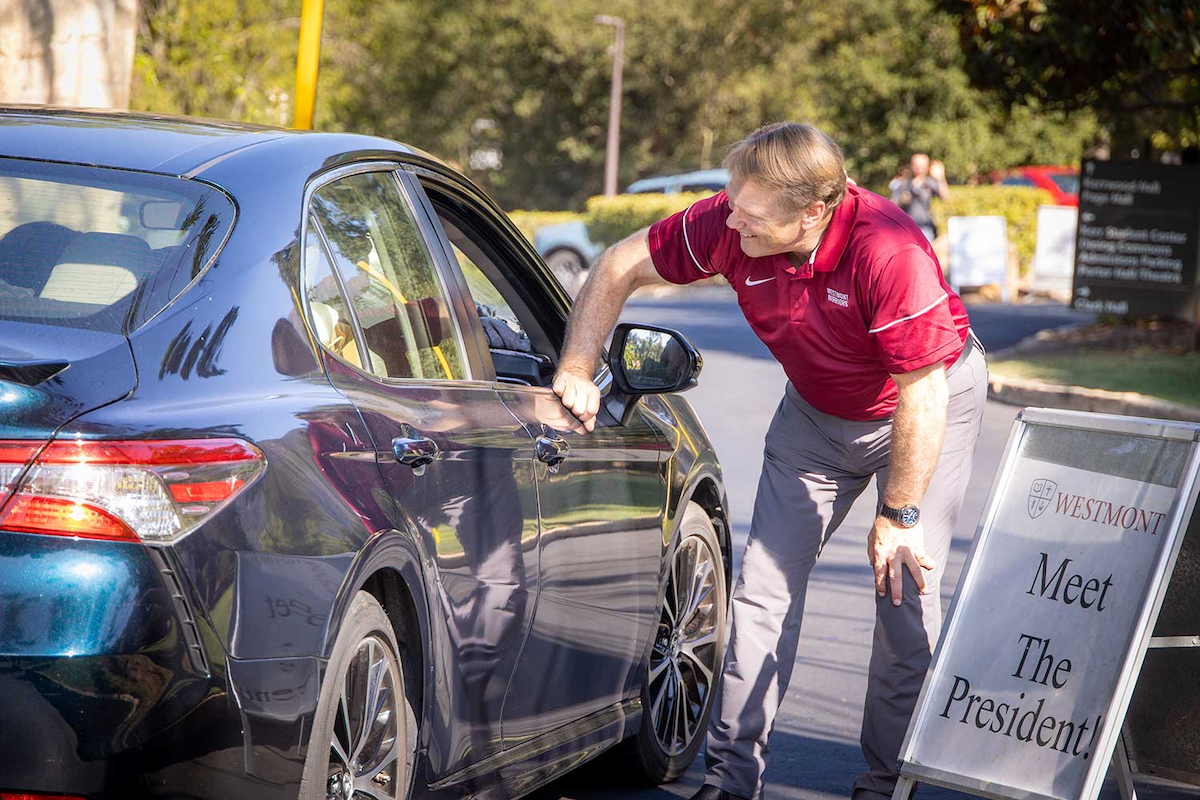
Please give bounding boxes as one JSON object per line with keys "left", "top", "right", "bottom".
{"left": 451, "top": 242, "right": 531, "bottom": 351}
{"left": 1050, "top": 173, "right": 1080, "bottom": 194}
{"left": 0, "top": 157, "right": 234, "bottom": 333}
{"left": 303, "top": 214, "right": 381, "bottom": 372}
{"left": 310, "top": 170, "right": 464, "bottom": 381}
{"left": 1000, "top": 175, "right": 1037, "bottom": 188}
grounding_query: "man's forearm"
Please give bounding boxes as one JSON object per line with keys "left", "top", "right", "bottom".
{"left": 882, "top": 366, "right": 949, "bottom": 508}
{"left": 559, "top": 228, "right": 660, "bottom": 376}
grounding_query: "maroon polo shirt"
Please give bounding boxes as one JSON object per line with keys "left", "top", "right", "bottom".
{"left": 647, "top": 184, "right": 970, "bottom": 421}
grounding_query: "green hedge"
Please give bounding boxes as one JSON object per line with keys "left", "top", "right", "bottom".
{"left": 505, "top": 210, "right": 583, "bottom": 244}
{"left": 932, "top": 186, "right": 1056, "bottom": 275}
{"left": 507, "top": 192, "right": 715, "bottom": 251}
{"left": 511, "top": 185, "right": 1056, "bottom": 275}
{"left": 583, "top": 192, "right": 715, "bottom": 246}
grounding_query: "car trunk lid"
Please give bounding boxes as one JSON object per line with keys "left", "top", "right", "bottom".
{"left": 0, "top": 320, "right": 136, "bottom": 508}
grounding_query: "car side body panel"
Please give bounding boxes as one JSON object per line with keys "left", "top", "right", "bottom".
{"left": 0, "top": 111, "right": 731, "bottom": 800}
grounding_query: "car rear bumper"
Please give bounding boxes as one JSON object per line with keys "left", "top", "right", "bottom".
{"left": 0, "top": 531, "right": 313, "bottom": 799}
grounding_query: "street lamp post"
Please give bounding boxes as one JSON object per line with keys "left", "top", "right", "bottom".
{"left": 595, "top": 15, "right": 625, "bottom": 197}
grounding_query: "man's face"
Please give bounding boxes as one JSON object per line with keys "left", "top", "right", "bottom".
{"left": 724, "top": 178, "right": 806, "bottom": 258}
{"left": 910, "top": 153, "right": 930, "bottom": 177}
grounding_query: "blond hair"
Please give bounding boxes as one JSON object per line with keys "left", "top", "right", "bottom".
{"left": 723, "top": 122, "right": 847, "bottom": 214}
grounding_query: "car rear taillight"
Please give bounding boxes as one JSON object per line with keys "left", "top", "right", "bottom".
{"left": 0, "top": 438, "right": 265, "bottom": 544}
{"left": 0, "top": 441, "right": 43, "bottom": 501}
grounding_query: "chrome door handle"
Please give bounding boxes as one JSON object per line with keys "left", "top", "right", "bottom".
{"left": 393, "top": 428, "right": 440, "bottom": 470}
{"left": 535, "top": 430, "right": 570, "bottom": 472}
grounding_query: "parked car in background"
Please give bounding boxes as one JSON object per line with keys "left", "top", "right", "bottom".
{"left": 533, "top": 219, "right": 603, "bottom": 295}
{"left": 987, "top": 165, "right": 1079, "bottom": 206}
{"left": 625, "top": 169, "right": 730, "bottom": 196}
{"left": 529, "top": 169, "right": 730, "bottom": 294}
{"left": 0, "top": 108, "right": 731, "bottom": 800}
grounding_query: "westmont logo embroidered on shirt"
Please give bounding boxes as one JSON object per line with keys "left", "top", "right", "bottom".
{"left": 827, "top": 287, "right": 849, "bottom": 307}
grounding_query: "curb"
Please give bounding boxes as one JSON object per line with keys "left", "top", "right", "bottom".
{"left": 987, "top": 373, "right": 1200, "bottom": 423}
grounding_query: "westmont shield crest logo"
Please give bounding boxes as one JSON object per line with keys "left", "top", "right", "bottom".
{"left": 1028, "top": 479, "right": 1057, "bottom": 519}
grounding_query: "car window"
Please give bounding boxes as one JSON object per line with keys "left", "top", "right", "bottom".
{"left": 302, "top": 214, "right": 379, "bottom": 371}
{"left": 422, "top": 189, "right": 572, "bottom": 386}
{"left": 1000, "top": 175, "right": 1037, "bottom": 188}
{"left": 450, "top": 241, "right": 532, "bottom": 353}
{"left": 0, "top": 157, "right": 235, "bottom": 333}
{"left": 1050, "top": 173, "right": 1080, "bottom": 194}
{"left": 679, "top": 181, "right": 725, "bottom": 193}
{"left": 310, "top": 170, "right": 464, "bottom": 381}
{"left": 431, "top": 204, "right": 559, "bottom": 354}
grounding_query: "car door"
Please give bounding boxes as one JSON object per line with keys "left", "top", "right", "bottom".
{"left": 406, "top": 171, "right": 668, "bottom": 745}
{"left": 299, "top": 164, "right": 541, "bottom": 776}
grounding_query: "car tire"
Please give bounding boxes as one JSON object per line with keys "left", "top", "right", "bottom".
{"left": 544, "top": 248, "right": 587, "bottom": 296}
{"left": 300, "top": 591, "right": 415, "bottom": 800}
{"left": 623, "top": 501, "right": 728, "bottom": 784}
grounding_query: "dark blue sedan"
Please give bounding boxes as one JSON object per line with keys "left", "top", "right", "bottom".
{"left": 0, "top": 108, "right": 731, "bottom": 800}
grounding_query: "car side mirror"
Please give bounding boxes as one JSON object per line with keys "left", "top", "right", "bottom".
{"left": 604, "top": 323, "right": 702, "bottom": 426}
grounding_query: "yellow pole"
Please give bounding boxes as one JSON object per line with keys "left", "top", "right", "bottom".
{"left": 293, "top": 0, "right": 324, "bottom": 130}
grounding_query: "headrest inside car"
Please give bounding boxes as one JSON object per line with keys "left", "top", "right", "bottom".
{"left": 39, "top": 232, "right": 153, "bottom": 305}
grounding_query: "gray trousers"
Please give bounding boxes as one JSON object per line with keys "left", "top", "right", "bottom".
{"left": 704, "top": 345, "right": 987, "bottom": 800}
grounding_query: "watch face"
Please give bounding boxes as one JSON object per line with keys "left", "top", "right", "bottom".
{"left": 900, "top": 506, "right": 920, "bottom": 527}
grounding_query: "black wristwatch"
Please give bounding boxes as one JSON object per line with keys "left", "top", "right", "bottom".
{"left": 880, "top": 503, "right": 920, "bottom": 528}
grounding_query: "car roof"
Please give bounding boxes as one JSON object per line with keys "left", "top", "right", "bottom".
{"left": 0, "top": 106, "right": 442, "bottom": 184}
{"left": 626, "top": 168, "right": 730, "bottom": 194}
{"left": 1013, "top": 165, "right": 1076, "bottom": 175}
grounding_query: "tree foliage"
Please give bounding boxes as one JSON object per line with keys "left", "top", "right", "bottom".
{"left": 132, "top": 0, "right": 1103, "bottom": 210}
{"left": 132, "top": 0, "right": 298, "bottom": 126}
{"left": 940, "top": 0, "right": 1200, "bottom": 151}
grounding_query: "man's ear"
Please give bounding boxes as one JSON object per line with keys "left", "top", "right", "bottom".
{"left": 800, "top": 200, "right": 828, "bottom": 230}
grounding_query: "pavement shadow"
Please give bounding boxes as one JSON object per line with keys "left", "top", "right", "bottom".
{"left": 525, "top": 727, "right": 1200, "bottom": 800}
{"left": 524, "top": 729, "right": 975, "bottom": 800}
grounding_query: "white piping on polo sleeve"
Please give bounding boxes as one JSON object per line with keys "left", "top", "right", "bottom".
{"left": 681, "top": 202, "right": 715, "bottom": 274}
{"left": 868, "top": 293, "right": 949, "bottom": 334}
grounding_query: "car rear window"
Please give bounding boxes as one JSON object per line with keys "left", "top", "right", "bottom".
{"left": 1050, "top": 173, "right": 1080, "bottom": 195}
{"left": 0, "top": 157, "right": 236, "bottom": 334}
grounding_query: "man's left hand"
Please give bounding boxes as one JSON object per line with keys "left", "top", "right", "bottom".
{"left": 867, "top": 516, "right": 937, "bottom": 606}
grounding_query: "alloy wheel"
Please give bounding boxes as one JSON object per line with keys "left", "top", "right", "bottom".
{"left": 648, "top": 535, "right": 723, "bottom": 756}
{"left": 325, "top": 634, "right": 404, "bottom": 800}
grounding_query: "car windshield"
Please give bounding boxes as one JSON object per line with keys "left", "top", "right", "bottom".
{"left": 0, "top": 157, "right": 236, "bottom": 334}
{"left": 1050, "top": 173, "right": 1080, "bottom": 194}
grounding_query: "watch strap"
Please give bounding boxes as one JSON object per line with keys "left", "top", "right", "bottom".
{"left": 880, "top": 503, "right": 919, "bottom": 527}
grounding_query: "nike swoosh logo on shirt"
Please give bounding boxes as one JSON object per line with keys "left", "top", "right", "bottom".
{"left": 745, "top": 276, "right": 776, "bottom": 287}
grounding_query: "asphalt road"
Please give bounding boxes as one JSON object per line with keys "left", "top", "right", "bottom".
{"left": 530, "top": 288, "right": 1198, "bottom": 800}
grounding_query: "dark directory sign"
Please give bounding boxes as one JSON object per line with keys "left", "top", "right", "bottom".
{"left": 1072, "top": 159, "right": 1200, "bottom": 320}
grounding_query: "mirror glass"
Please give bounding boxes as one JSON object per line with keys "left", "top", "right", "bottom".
{"left": 622, "top": 329, "right": 688, "bottom": 392}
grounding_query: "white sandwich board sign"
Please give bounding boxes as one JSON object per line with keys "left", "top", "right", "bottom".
{"left": 894, "top": 409, "right": 1200, "bottom": 800}
{"left": 1034, "top": 205, "right": 1078, "bottom": 282}
{"left": 948, "top": 215, "right": 1009, "bottom": 290}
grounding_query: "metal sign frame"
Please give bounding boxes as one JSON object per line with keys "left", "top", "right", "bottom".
{"left": 893, "top": 408, "right": 1200, "bottom": 800}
